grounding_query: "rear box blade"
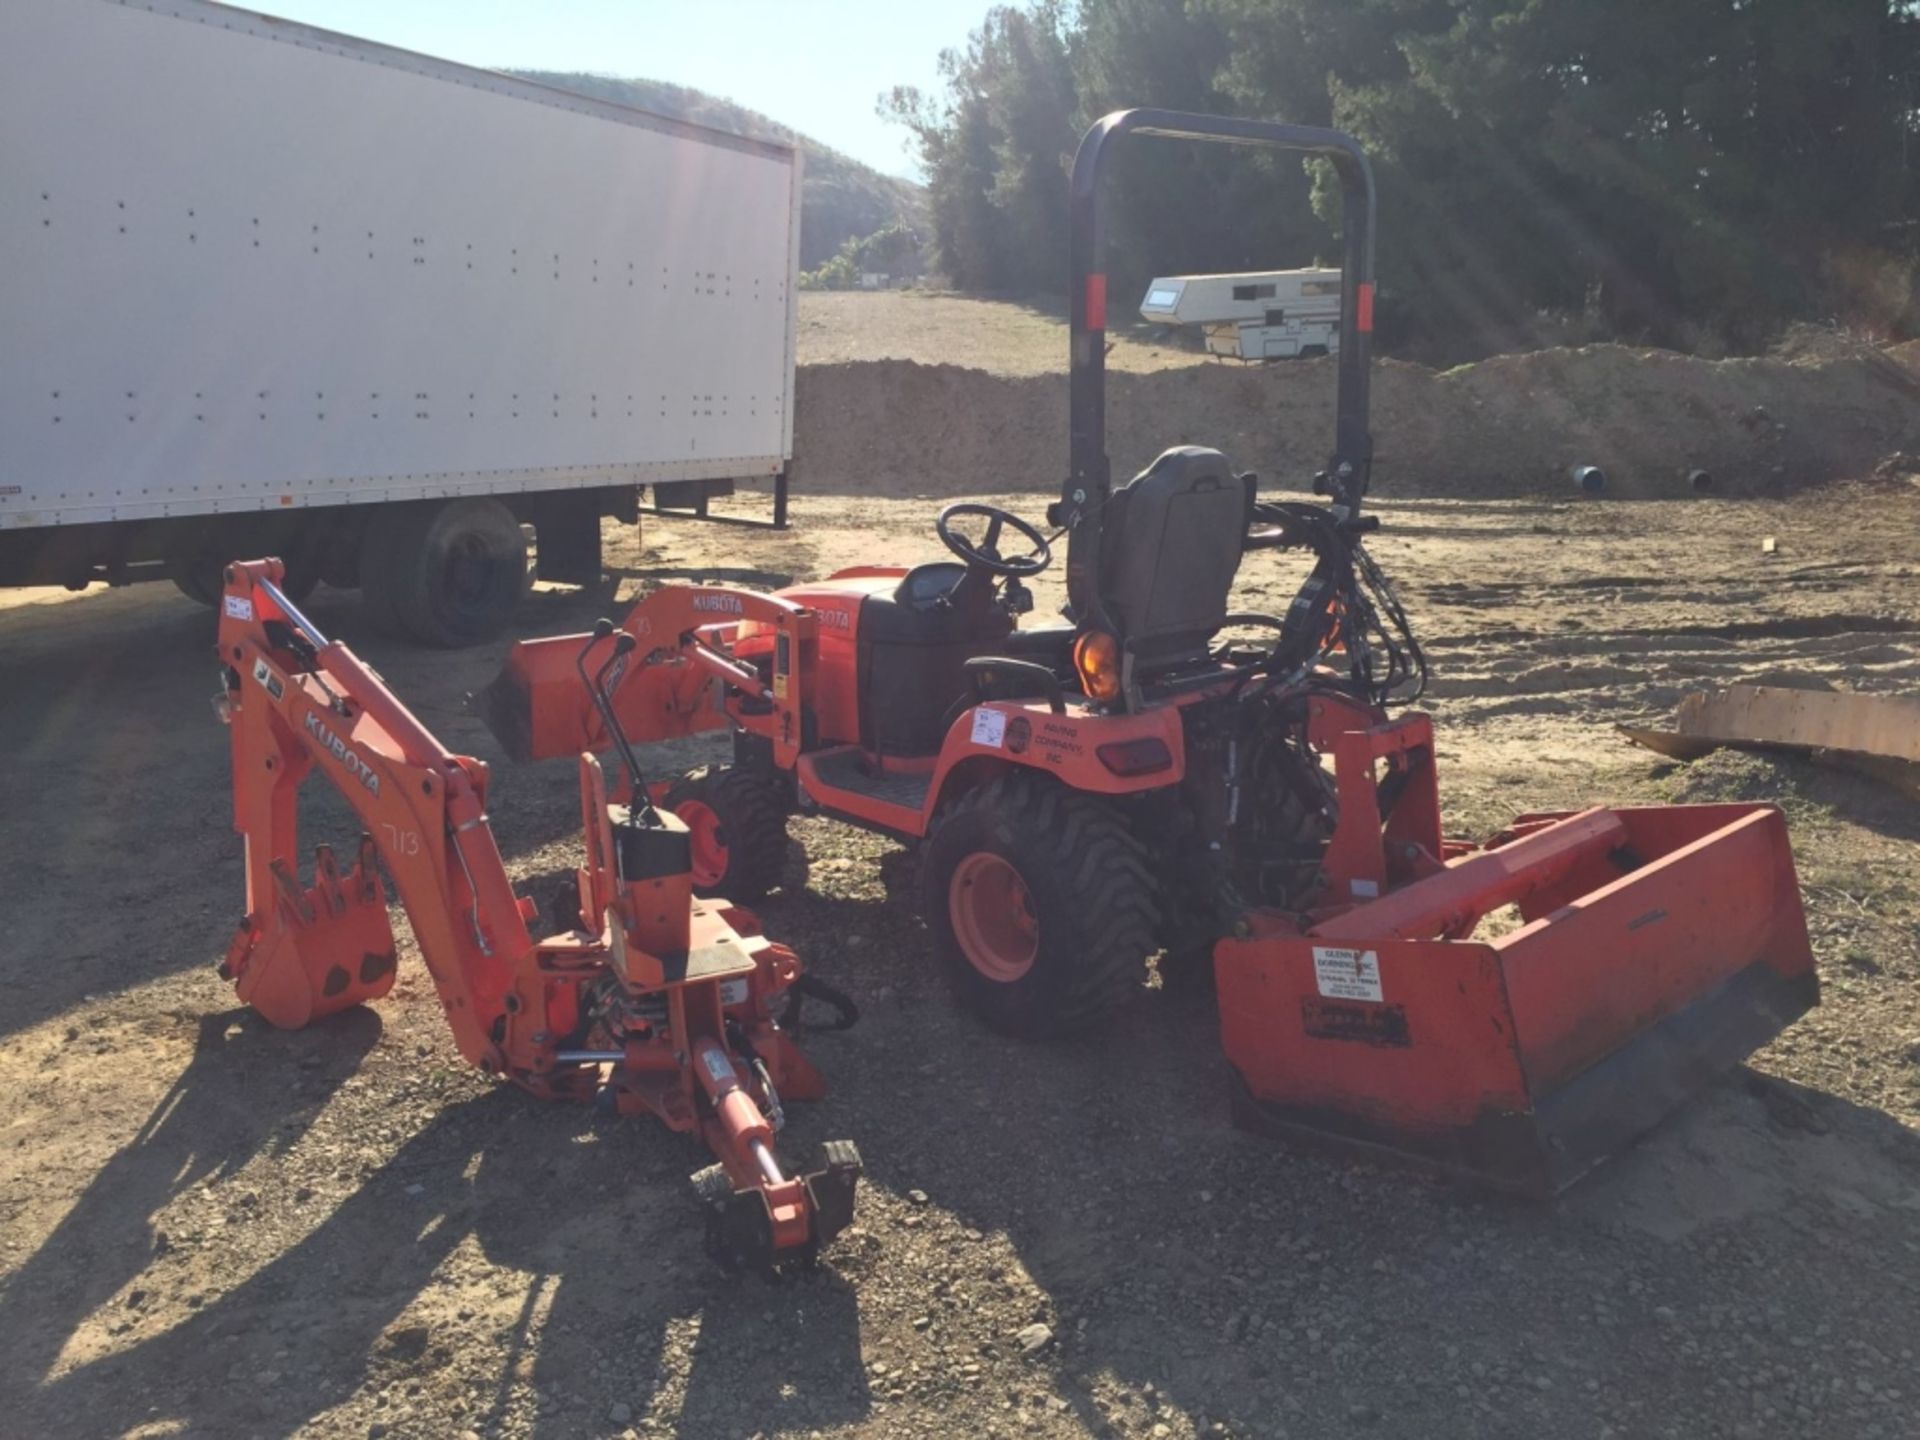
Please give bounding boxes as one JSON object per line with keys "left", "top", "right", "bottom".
{"left": 1215, "top": 803, "right": 1818, "bottom": 1195}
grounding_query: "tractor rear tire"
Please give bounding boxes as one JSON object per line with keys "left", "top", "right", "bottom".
{"left": 920, "top": 773, "right": 1158, "bottom": 1039}
{"left": 360, "top": 498, "right": 528, "bottom": 647}
{"left": 664, "top": 765, "right": 789, "bottom": 901}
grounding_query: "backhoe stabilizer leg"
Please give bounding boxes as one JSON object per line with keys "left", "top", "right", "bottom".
{"left": 691, "top": 1139, "right": 863, "bottom": 1271}
{"left": 687, "top": 1035, "right": 861, "bottom": 1269}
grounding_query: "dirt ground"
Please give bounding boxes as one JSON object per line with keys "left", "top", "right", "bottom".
{"left": 5, "top": 437, "right": 1920, "bottom": 1439}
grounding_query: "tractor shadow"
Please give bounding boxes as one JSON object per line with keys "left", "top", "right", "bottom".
{"left": 838, "top": 980, "right": 1920, "bottom": 1437}
{"left": 739, "top": 837, "right": 1920, "bottom": 1438}
{"left": 0, "top": 591, "right": 263, "bottom": 1043}
{"left": 4, "top": 1012, "right": 869, "bottom": 1439}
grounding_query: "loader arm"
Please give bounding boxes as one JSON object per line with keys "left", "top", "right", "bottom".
{"left": 212, "top": 560, "right": 860, "bottom": 1267}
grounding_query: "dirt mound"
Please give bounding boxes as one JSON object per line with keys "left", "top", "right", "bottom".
{"left": 1665, "top": 748, "right": 1822, "bottom": 806}
{"left": 792, "top": 342, "right": 1920, "bottom": 500}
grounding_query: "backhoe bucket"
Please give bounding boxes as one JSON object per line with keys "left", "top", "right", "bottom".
{"left": 1215, "top": 803, "right": 1817, "bottom": 1195}
{"left": 223, "top": 841, "right": 398, "bottom": 1029}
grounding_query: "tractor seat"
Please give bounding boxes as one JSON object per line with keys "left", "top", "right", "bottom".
{"left": 1098, "top": 446, "right": 1253, "bottom": 674}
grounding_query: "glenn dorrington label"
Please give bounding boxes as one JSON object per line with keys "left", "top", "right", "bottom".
{"left": 1312, "top": 946, "right": 1384, "bottom": 1003}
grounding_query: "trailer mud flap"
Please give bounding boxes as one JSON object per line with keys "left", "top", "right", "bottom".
{"left": 1215, "top": 803, "right": 1818, "bottom": 1195}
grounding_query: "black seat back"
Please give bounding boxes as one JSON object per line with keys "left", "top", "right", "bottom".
{"left": 1098, "top": 446, "right": 1252, "bottom": 671}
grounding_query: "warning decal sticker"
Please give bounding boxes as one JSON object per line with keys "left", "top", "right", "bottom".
{"left": 1312, "top": 946, "right": 1384, "bottom": 1003}
{"left": 970, "top": 708, "right": 1007, "bottom": 748}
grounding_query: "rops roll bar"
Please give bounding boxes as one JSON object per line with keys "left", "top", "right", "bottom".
{"left": 1049, "top": 109, "right": 1378, "bottom": 633}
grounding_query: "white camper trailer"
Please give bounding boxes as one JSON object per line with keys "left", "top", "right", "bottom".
{"left": 1139, "top": 268, "right": 1342, "bottom": 360}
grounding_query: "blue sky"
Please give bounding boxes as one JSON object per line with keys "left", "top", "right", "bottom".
{"left": 253, "top": 0, "right": 994, "bottom": 178}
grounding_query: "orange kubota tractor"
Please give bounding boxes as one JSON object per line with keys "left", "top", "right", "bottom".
{"left": 481, "top": 111, "right": 1819, "bottom": 1194}
{"left": 212, "top": 560, "right": 860, "bottom": 1268}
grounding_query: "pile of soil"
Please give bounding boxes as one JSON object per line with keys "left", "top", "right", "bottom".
{"left": 792, "top": 342, "right": 1920, "bottom": 501}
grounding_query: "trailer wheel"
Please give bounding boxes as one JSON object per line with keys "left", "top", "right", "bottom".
{"left": 920, "top": 773, "right": 1157, "bottom": 1038}
{"left": 664, "top": 765, "right": 789, "bottom": 901}
{"left": 363, "top": 498, "right": 528, "bottom": 646}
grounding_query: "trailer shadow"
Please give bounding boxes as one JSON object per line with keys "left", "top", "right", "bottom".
{"left": 0, "top": 590, "right": 250, "bottom": 1042}
{"left": 4, "top": 1023, "right": 869, "bottom": 1439}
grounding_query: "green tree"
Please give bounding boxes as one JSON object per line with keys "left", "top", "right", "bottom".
{"left": 883, "top": 3, "right": 1077, "bottom": 291}
{"left": 888, "top": 0, "right": 1920, "bottom": 351}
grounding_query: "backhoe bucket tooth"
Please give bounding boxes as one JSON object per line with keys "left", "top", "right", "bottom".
{"left": 1215, "top": 803, "right": 1817, "bottom": 1195}
{"left": 226, "top": 845, "right": 397, "bottom": 1029}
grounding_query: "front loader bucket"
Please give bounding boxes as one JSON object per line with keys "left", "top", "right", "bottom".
{"left": 1215, "top": 803, "right": 1817, "bottom": 1195}
{"left": 472, "top": 633, "right": 602, "bottom": 764}
{"left": 474, "top": 627, "right": 732, "bottom": 764}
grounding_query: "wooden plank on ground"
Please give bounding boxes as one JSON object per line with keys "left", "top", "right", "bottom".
{"left": 1615, "top": 725, "right": 1718, "bottom": 761}
{"left": 1672, "top": 685, "right": 1920, "bottom": 763}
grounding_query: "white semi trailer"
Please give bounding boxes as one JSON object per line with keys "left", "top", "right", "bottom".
{"left": 0, "top": 0, "right": 801, "bottom": 643}
{"left": 1139, "top": 268, "right": 1342, "bottom": 361}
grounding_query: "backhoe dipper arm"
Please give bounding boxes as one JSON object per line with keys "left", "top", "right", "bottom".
{"left": 215, "top": 558, "right": 533, "bottom": 1068}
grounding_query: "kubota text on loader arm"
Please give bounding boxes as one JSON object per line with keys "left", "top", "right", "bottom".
{"left": 211, "top": 558, "right": 860, "bottom": 1269}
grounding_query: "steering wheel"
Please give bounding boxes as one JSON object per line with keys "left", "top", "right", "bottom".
{"left": 935, "top": 503, "right": 1052, "bottom": 578}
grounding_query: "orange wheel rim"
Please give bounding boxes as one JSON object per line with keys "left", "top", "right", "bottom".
{"left": 676, "top": 800, "right": 728, "bottom": 888}
{"left": 948, "top": 851, "right": 1038, "bottom": 982}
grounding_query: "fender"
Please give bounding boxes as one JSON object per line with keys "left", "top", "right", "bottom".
{"left": 923, "top": 699, "right": 1189, "bottom": 822}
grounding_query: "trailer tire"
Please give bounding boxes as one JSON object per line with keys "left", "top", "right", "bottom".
{"left": 920, "top": 773, "right": 1157, "bottom": 1038}
{"left": 355, "top": 510, "right": 413, "bottom": 636}
{"left": 365, "top": 498, "right": 528, "bottom": 646}
{"left": 664, "top": 765, "right": 790, "bottom": 901}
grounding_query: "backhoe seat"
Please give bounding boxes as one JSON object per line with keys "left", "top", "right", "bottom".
{"left": 1099, "top": 446, "right": 1253, "bottom": 672}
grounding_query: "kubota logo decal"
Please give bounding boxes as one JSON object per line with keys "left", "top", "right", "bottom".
{"left": 692, "top": 593, "right": 744, "bottom": 614}
{"left": 303, "top": 710, "right": 380, "bottom": 796}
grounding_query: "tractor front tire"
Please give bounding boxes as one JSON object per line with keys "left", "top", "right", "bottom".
{"left": 920, "top": 774, "right": 1157, "bottom": 1039}
{"left": 664, "top": 765, "right": 789, "bottom": 901}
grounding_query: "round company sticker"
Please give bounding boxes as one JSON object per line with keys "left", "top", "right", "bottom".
{"left": 1006, "top": 716, "right": 1031, "bottom": 754}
